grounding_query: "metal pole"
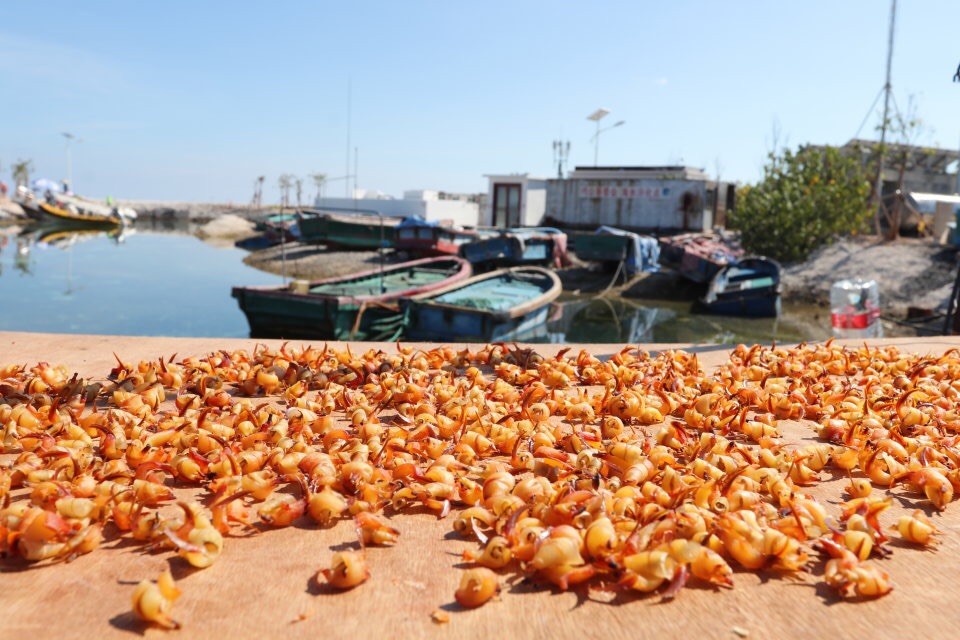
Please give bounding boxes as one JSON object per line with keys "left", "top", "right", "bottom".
{"left": 346, "top": 78, "right": 351, "bottom": 199}
{"left": 594, "top": 120, "right": 600, "bottom": 166}
{"left": 62, "top": 132, "right": 74, "bottom": 191}
{"left": 873, "top": 0, "right": 896, "bottom": 229}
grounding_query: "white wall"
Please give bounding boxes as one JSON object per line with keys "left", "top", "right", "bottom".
{"left": 312, "top": 197, "right": 479, "bottom": 226}
{"left": 485, "top": 175, "right": 548, "bottom": 227}
{"left": 523, "top": 180, "right": 547, "bottom": 226}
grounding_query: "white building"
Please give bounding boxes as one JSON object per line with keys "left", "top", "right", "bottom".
{"left": 483, "top": 174, "right": 548, "bottom": 228}
{"left": 313, "top": 189, "right": 482, "bottom": 227}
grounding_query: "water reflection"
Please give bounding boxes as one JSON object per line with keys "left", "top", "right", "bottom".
{"left": 0, "top": 223, "right": 283, "bottom": 337}
{"left": 0, "top": 223, "right": 834, "bottom": 343}
{"left": 542, "top": 295, "right": 828, "bottom": 345}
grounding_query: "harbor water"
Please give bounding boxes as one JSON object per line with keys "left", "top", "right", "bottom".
{"left": 0, "top": 224, "right": 833, "bottom": 344}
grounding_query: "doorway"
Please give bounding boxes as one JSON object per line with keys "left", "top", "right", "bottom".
{"left": 492, "top": 183, "right": 522, "bottom": 228}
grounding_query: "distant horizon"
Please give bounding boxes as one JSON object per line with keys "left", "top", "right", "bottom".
{"left": 3, "top": 1, "right": 959, "bottom": 204}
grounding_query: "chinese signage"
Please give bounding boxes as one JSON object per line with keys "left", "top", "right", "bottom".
{"left": 578, "top": 185, "right": 671, "bottom": 199}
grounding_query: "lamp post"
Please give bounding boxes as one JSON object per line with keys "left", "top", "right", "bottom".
{"left": 61, "top": 132, "right": 82, "bottom": 193}
{"left": 586, "top": 109, "right": 624, "bottom": 167}
{"left": 552, "top": 140, "right": 570, "bottom": 178}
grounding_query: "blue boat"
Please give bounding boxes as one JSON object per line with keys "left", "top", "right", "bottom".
{"left": 573, "top": 226, "right": 659, "bottom": 275}
{"left": 459, "top": 227, "right": 569, "bottom": 269}
{"left": 399, "top": 266, "right": 562, "bottom": 342}
{"left": 695, "top": 256, "right": 781, "bottom": 317}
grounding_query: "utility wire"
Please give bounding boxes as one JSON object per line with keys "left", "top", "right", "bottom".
{"left": 854, "top": 86, "right": 885, "bottom": 140}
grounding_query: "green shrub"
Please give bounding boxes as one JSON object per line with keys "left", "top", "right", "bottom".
{"left": 729, "top": 146, "right": 872, "bottom": 264}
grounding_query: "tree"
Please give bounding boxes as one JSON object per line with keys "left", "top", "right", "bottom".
{"left": 278, "top": 174, "right": 293, "bottom": 208}
{"left": 311, "top": 173, "right": 326, "bottom": 203}
{"left": 12, "top": 159, "right": 33, "bottom": 190}
{"left": 251, "top": 176, "right": 265, "bottom": 208}
{"left": 729, "top": 145, "right": 872, "bottom": 264}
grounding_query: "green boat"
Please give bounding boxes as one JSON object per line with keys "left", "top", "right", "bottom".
{"left": 231, "top": 256, "right": 472, "bottom": 340}
{"left": 298, "top": 209, "right": 403, "bottom": 249}
{"left": 399, "top": 266, "right": 562, "bottom": 342}
{"left": 573, "top": 231, "right": 632, "bottom": 262}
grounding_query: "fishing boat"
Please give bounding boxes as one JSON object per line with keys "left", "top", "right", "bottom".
{"left": 231, "top": 256, "right": 471, "bottom": 340}
{"left": 695, "top": 256, "right": 781, "bottom": 317}
{"left": 263, "top": 216, "right": 301, "bottom": 244}
{"left": 459, "top": 227, "right": 570, "bottom": 269}
{"left": 399, "top": 266, "right": 562, "bottom": 342}
{"left": 22, "top": 192, "right": 135, "bottom": 230}
{"left": 298, "top": 209, "right": 402, "bottom": 249}
{"left": 658, "top": 233, "right": 742, "bottom": 284}
{"left": 573, "top": 226, "right": 659, "bottom": 274}
{"left": 395, "top": 218, "right": 497, "bottom": 256}
{"left": 32, "top": 201, "right": 123, "bottom": 229}
{"left": 253, "top": 211, "right": 298, "bottom": 232}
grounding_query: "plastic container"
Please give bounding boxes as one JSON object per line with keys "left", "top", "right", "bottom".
{"left": 830, "top": 278, "right": 882, "bottom": 339}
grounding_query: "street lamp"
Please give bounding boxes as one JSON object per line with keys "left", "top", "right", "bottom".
{"left": 552, "top": 140, "right": 571, "bottom": 178}
{"left": 586, "top": 109, "right": 625, "bottom": 167}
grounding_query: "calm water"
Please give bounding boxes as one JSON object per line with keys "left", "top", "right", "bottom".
{"left": 0, "top": 226, "right": 283, "bottom": 337}
{"left": 0, "top": 224, "right": 832, "bottom": 344}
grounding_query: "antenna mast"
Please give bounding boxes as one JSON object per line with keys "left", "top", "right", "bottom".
{"left": 873, "top": 0, "right": 896, "bottom": 229}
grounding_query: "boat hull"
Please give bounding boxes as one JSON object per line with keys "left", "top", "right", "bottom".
{"left": 31, "top": 202, "right": 120, "bottom": 229}
{"left": 299, "top": 211, "right": 399, "bottom": 249}
{"left": 232, "top": 256, "right": 471, "bottom": 340}
{"left": 573, "top": 233, "right": 632, "bottom": 262}
{"left": 396, "top": 225, "right": 486, "bottom": 256}
{"left": 460, "top": 231, "right": 558, "bottom": 268}
{"left": 659, "top": 233, "right": 742, "bottom": 284}
{"left": 401, "top": 266, "right": 562, "bottom": 342}
{"left": 695, "top": 256, "right": 781, "bottom": 318}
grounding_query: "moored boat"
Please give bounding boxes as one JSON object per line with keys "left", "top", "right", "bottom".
{"left": 399, "top": 266, "right": 562, "bottom": 342}
{"left": 573, "top": 226, "right": 659, "bottom": 274}
{"left": 658, "top": 232, "right": 742, "bottom": 283}
{"left": 34, "top": 201, "right": 122, "bottom": 229}
{"left": 695, "top": 256, "right": 781, "bottom": 317}
{"left": 395, "top": 219, "right": 497, "bottom": 256}
{"left": 298, "top": 209, "right": 402, "bottom": 249}
{"left": 459, "top": 227, "right": 570, "bottom": 269}
{"left": 231, "top": 256, "right": 471, "bottom": 340}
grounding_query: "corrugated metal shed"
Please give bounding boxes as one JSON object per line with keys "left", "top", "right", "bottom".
{"left": 544, "top": 166, "right": 715, "bottom": 232}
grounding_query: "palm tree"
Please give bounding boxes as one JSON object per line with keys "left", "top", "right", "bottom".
{"left": 251, "top": 175, "right": 265, "bottom": 208}
{"left": 311, "top": 173, "right": 327, "bottom": 204}
{"left": 278, "top": 174, "right": 293, "bottom": 208}
{"left": 12, "top": 159, "right": 33, "bottom": 190}
{"left": 295, "top": 178, "right": 303, "bottom": 208}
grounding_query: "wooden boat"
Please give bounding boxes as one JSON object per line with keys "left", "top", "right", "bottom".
{"left": 253, "top": 212, "right": 297, "bottom": 232}
{"left": 231, "top": 256, "right": 471, "bottom": 340}
{"left": 695, "top": 256, "right": 781, "bottom": 317}
{"left": 298, "top": 209, "right": 402, "bottom": 249}
{"left": 262, "top": 217, "right": 300, "bottom": 244}
{"left": 658, "top": 233, "right": 742, "bottom": 283}
{"left": 573, "top": 226, "right": 659, "bottom": 274}
{"left": 399, "top": 266, "right": 562, "bottom": 342}
{"left": 459, "top": 227, "right": 569, "bottom": 269}
{"left": 395, "top": 220, "right": 496, "bottom": 256}
{"left": 574, "top": 231, "right": 632, "bottom": 263}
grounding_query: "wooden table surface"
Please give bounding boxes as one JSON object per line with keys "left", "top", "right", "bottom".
{"left": 3, "top": 332, "right": 960, "bottom": 640}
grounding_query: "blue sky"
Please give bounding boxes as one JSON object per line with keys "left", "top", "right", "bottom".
{"left": 2, "top": 1, "right": 958, "bottom": 204}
